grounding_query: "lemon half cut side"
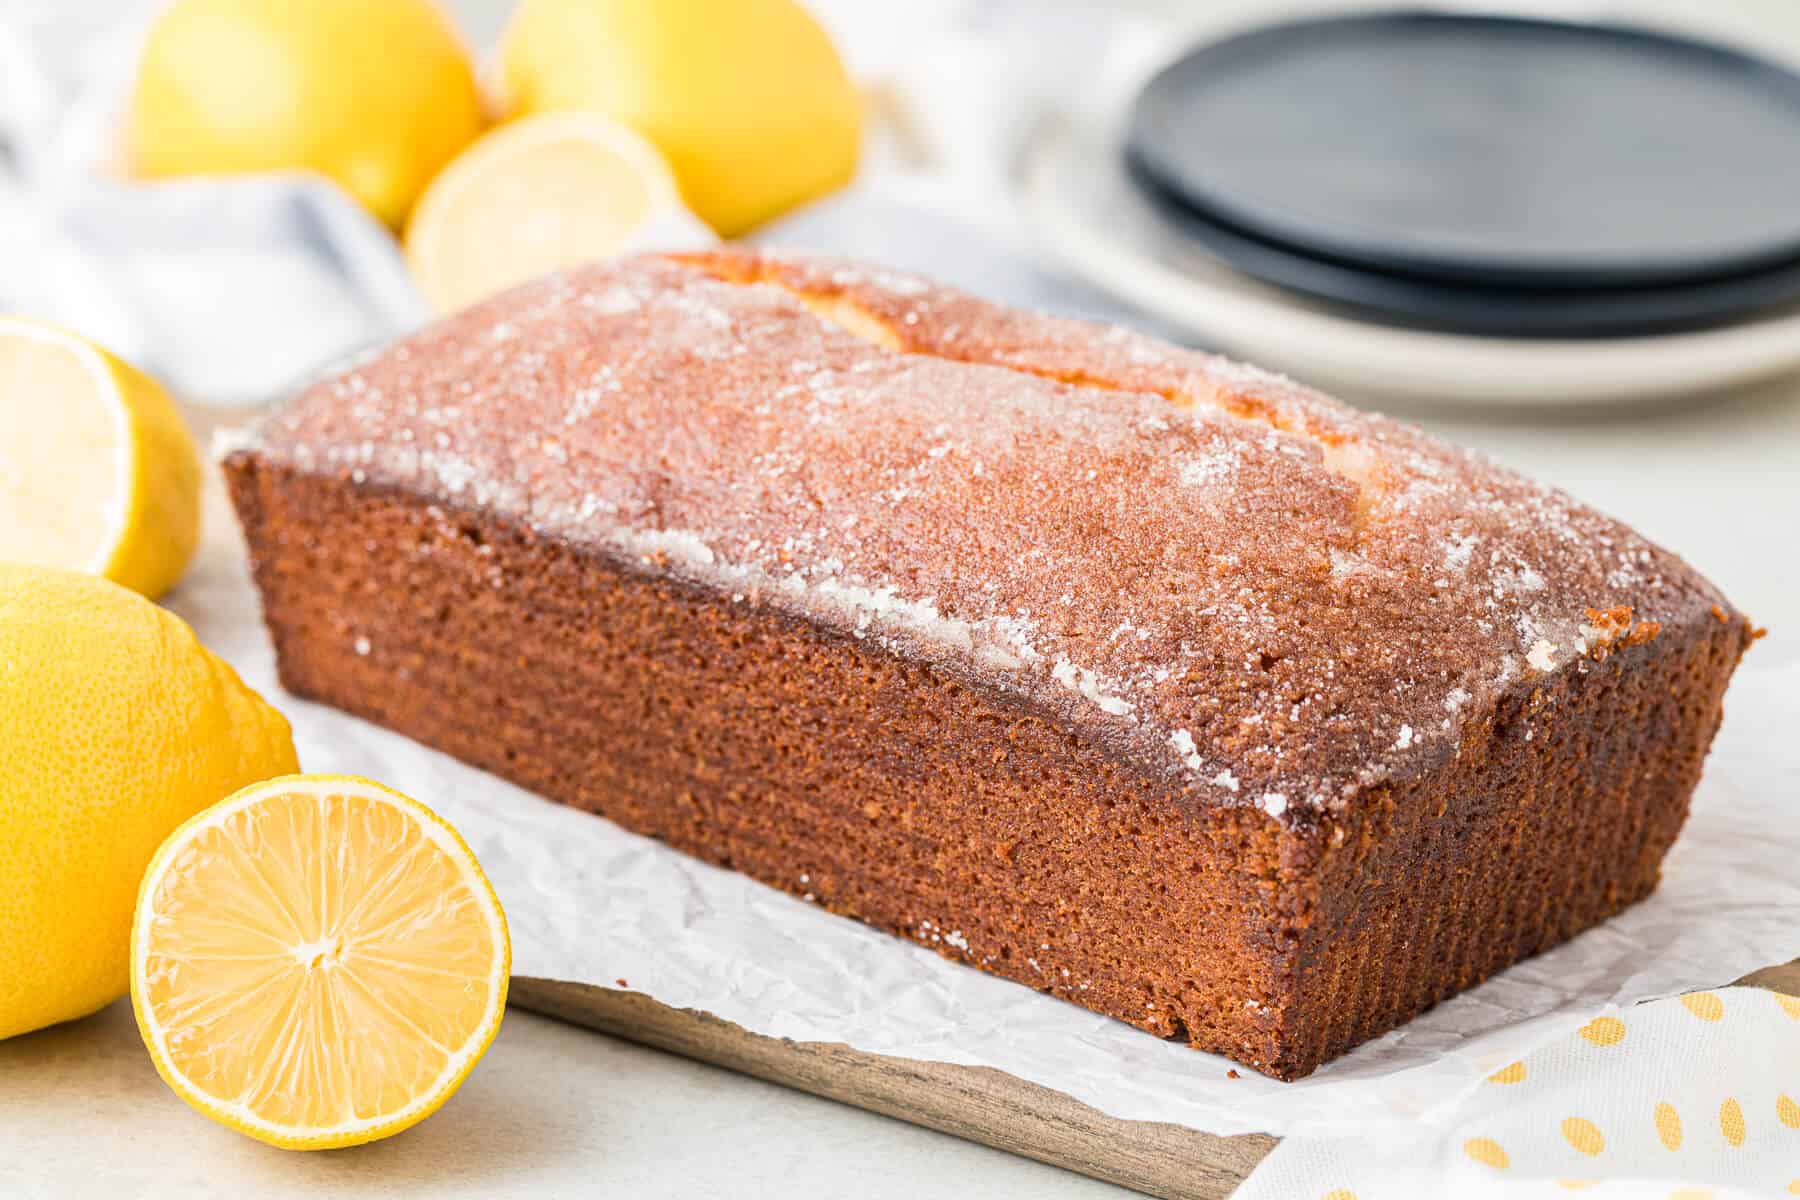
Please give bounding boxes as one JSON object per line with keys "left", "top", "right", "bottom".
{"left": 131, "top": 774, "right": 510, "bottom": 1150}
{"left": 405, "top": 109, "right": 700, "bottom": 314}
{"left": 0, "top": 318, "right": 200, "bottom": 599}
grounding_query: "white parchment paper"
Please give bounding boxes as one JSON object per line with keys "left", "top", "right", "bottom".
{"left": 173, "top": 511, "right": 1800, "bottom": 1142}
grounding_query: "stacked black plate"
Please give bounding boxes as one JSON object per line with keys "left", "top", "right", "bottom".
{"left": 1126, "top": 12, "right": 1800, "bottom": 337}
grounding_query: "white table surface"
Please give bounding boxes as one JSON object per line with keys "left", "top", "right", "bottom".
{"left": 3, "top": 1, "right": 1795, "bottom": 1197}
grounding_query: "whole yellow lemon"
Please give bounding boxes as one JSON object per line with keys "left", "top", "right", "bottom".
{"left": 125, "top": 0, "right": 485, "bottom": 227}
{"left": 0, "top": 565, "right": 299, "bottom": 1041}
{"left": 500, "top": 0, "right": 861, "bottom": 236}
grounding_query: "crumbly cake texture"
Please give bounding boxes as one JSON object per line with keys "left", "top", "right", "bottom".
{"left": 225, "top": 251, "right": 1756, "bottom": 1079}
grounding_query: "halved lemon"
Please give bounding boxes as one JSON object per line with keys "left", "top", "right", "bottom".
{"left": 404, "top": 109, "right": 711, "bottom": 314}
{"left": 131, "top": 775, "right": 510, "bottom": 1150}
{"left": 0, "top": 318, "right": 200, "bottom": 600}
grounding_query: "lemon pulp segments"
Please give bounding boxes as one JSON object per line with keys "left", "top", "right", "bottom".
{"left": 404, "top": 111, "right": 685, "bottom": 314}
{"left": 0, "top": 318, "right": 200, "bottom": 599}
{"left": 0, "top": 324, "right": 129, "bottom": 574}
{"left": 133, "top": 777, "right": 509, "bottom": 1147}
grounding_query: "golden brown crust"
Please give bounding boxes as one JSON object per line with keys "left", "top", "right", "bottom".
{"left": 234, "top": 250, "right": 1744, "bottom": 822}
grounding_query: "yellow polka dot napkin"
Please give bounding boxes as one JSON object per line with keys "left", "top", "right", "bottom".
{"left": 1238, "top": 987, "right": 1800, "bottom": 1199}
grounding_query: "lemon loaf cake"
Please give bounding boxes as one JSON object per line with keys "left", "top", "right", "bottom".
{"left": 224, "top": 251, "right": 1756, "bottom": 1079}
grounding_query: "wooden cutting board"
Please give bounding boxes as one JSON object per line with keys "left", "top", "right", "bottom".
{"left": 512, "top": 960, "right": 1800, "bottom": 1200}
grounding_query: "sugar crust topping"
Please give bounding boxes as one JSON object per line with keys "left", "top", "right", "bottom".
{"left": 234, "top": 252, "right": 1729, "bottom": 821}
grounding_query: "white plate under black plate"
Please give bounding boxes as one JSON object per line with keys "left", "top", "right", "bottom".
{"left": 1020, "top": 115, "right": 1800, "bottom": 407}
{"left": 1125, "top": 155, "right": 1800, "bottom": 338}
{"left": 1128, "top": 12, "right": 1800, "bottom": 298}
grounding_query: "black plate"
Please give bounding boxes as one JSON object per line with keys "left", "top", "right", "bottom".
{"left": 1129, "top": 12, "right": 1800, "bottom": 291}
{"left": 1128, "top": 155, "right": 1800, "bottom": 337}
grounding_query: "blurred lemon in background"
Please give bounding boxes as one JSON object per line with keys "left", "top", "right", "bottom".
{"left": 0, "top": 565, "right": 299, "bottom": 1042}
{"left": 501, "top": 0, "right": 861, "bottom": 236}
{"left": 0, "top": 318, "right": 200, "bottom": 600}
{"left": 406, "top": 110, "right": 704, "bottom": 313}
{"left": 125, "top": 0, "right": 485, "bottom": 228}
{"left": 133, "top": 774, "right": 509, "bottom": 1149}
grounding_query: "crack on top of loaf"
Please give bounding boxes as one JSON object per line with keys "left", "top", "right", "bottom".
{"left": 669, "top": 251, "right": 1382, "bottom": 534}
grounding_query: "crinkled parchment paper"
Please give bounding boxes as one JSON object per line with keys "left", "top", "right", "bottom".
{"left": 173, "top": 513, "right": 1800, "bottom": 1142}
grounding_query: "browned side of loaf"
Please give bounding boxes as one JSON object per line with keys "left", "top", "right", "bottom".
{"left": 1278, "top": 615, "right": 1746, "bottom": 1071}
{"left": 223, "top": 457, "right": 1751, "bottom": 1079}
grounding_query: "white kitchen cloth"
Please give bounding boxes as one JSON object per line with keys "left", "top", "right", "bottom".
{"left": 0, "top": 3, "right": 435, "bottom": 401}
{"left": 0, "top": 2, "right": 710, "bottom": 405}
{"left": 1242, "top": 988, "right": 1800, "bottom": 1200}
